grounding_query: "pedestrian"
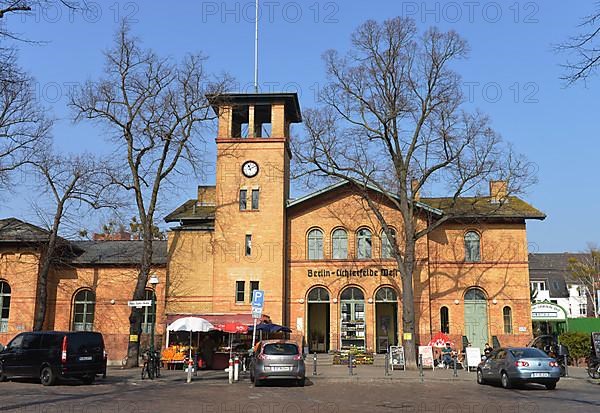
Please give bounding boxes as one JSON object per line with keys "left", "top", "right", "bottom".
{"left": 484, "top": 342, "right": 493, "bottom": 357}
{"left": 442, "top": 342, "right": 453, "bottom": 368}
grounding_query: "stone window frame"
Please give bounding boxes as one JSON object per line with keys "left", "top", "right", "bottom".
{"left": 0, "top": 280, "right": 10, "bottom": 333}
{"left": 307, "top": 227, "right": 324, "bottom": 260}
{"left": 72, "top": 288, "right": 96, "bottom": 332}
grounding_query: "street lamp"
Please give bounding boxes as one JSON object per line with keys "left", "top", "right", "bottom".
{"left": 148, "top": 274, "right": 159, "bottom": 354}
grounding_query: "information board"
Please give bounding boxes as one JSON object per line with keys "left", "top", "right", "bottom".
{"left": 466, "top": 347, "right": 482, "bottom": 370}
{"left": 389, "top": 346, "right": 405, "bottom": 370}
{"left": 592, "top": 332, "right": 600, "bottom": 358}
{"left": 418, "top": 346, "right": 434, "bottom": 369}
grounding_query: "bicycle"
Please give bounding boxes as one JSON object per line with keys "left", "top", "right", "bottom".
{"left": 141, "top": 349, "right": 162, "bottom": 380}
{"left": 587, "top": 356, "right": 600, "bottom": 379}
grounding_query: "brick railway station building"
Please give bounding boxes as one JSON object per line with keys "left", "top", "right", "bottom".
{"left": 0, "top": 93, "right": 546, "bottom": 363}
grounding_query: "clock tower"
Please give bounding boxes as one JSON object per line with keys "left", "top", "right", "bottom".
{"left": 208, "top": 93, "right": 302, "bottom": 324}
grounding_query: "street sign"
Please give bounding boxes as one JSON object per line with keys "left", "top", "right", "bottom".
{"left": 252, "top": 307, "right": 262, "bottom": 319}
{"left": 251, "top": 290, "right": 265, "bottom": 320}
{"left": 252, "top": 290, "right": 265, "bottom": 308}
{"left": 127, "top": 300, "right": 152, "bottom": 308}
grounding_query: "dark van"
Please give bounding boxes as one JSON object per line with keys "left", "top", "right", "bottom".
{"left": 0, "top": 331, "right": 106, "bottom": 386}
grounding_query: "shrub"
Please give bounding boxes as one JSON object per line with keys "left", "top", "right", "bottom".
{"left": 559, "top": 331, "right": 590, "bottom": 365}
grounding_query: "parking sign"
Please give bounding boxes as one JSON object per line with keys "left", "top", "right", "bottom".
{"left": 252, "top": 290, "right": 265, "bottom": 308}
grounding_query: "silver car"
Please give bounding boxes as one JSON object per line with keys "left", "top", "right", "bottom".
{"left": 477, "top": 347, "right": 561, "bottom": 390}
{"left": 250, "top": 340, "right": 306, "bottom": 387}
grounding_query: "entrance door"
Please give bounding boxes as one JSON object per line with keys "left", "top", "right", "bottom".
{"left": 464, "top": 288, "right": 489, "bottom": 352}
{"left": 307, "top": 287, "right": 330, "bottom": 353}
{"left": 375, "top": 287, "right": 398, "bottom": 353}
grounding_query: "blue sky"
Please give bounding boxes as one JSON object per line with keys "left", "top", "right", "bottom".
{"left": 0, "top": 0, "right": 598, "bottom": 252}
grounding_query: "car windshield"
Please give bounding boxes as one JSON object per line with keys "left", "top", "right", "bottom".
{"left": 263, "top": 343, "right": 298, "bottom": 356}
{"left": 510, "top": 348, "right": 547, "bottom": 358}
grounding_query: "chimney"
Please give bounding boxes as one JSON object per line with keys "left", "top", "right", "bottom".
{"left": 489, "top": 180, "right": 508, "bottom": 204}
{"left": 411, "top": 179, "right": 421, "bottom": 201}
{"left": 197, "top": 186, "right": 216, "bottom": 206}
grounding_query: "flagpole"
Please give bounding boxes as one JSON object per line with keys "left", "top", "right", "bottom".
{"left": 254, "top": 0, "right": 259, "bottom": 93}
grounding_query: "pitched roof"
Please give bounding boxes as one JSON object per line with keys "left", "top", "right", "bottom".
{"left": 286, "top": 181, "right": 545, "bottom": 220}
{"left": 164, "top": 199, "right": 216, "bottom": 223}
{"left": 421, "top": 197, "right": 546, "bottom": 220}
{"left": 528, "top": 253, "right": 590, "bottom": 299}
{"left": 70, "top": 240, "right": 167, "bottom": 265}
{"left": 0, "top": 217, "right": 53, "bottom": 242}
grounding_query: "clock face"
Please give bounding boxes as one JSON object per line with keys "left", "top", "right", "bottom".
{"left": 242, "top": 161, "right": 259, "bottom": 178}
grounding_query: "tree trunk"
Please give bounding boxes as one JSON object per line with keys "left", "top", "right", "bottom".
{"left": 33, "top": 208, "right": 62, "bottom": 331}
{"left": 400, "top": 242, "right": 417, "bottom": 369}
{"left": 125, "top": 230, "right": 154, "bottom": 368}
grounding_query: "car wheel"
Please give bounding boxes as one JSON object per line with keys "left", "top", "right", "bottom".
{"left": 40, "top": 366, "right": 56, "bottom": 386}
{"left": 476, "top": 369, "right": 486, "bottom": 385}
{"left": 81, "top": 375, "right": 95, "bottom": 385}
{"left": 500, "top": 371, "right": 512, "bottom": 389}
{"left": 545, "top": 381, "right": 557, "bottom": 390}
{"left": 297, "top": 377, "right": 305, "bottom": 387}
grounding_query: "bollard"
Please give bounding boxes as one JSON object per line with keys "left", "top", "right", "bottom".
{"left": 228, "top": 358, "right": 233, "bottom": 384}
{"left": 419, "top": 354, "right": 424, "bottom": 383}
{"left": 385, "top": 352, "right": 389, "bottom": 376}
{"left": 348, "top": 353, "right": 354, "bottom": 376}
{"left": 186, "top": 359, "right": 193, "bottom": 383}
{"left": 313, "top": 352, "right": 317, "bottom": 376}
{"left": 563, "top": 355, "right": 569, "bottom": 377}
{"left": 234, "top": 356, "right": 240, "bottom": 382}
{"left": 453, "top": 355, "right": 458, "bottom": 377}
{"left": 193, "top": 354, "right": 198, "bottom": 377}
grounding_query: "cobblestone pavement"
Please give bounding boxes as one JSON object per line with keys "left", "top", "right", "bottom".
{"left": 0, "top": 367, "right": 598, "bottom": 413}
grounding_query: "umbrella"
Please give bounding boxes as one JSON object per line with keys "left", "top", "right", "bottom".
{"left": 215, "top": 322, "right": 249, "bottom": 360}
{"left": 248, "top": 322, "right": 292, "bottom": 334}
{"left": 428, "top": 332, "right": 454, "bottom": 348}
{"left": 167, "top": 317, "right": 215, "bottom": 359}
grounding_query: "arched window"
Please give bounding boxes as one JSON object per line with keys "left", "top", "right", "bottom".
{"left": 307, "top": 287, "right": 330, "bottom": 302}
{"left": 340, "top": 287, "right": 364, "bottom": 301}
{"left": 381, "top": 228, "right": 396, "bottom": 259}
{"left": 331, "top": 228, "right": 348, "bottom": 259}
{"left": 72, "top": 289, "right": 95, "bottom": 332}
{"left": 356, "top": 228, "right": 372, "bottom": 259}
{"left": 464, "top": 231, "right": 481, "bottom": 262}
{"left": 142, "top": 289, "right": 157, "bottom": 334}
{"left": 503, "top": 306, "right": 513, "bottom": 334}
{"left": 464, "top": 288, "right": 487, "bottom": 301}
{"left": 440, "top": 306, "right": 450, "bottom": 334}
{"left": 307, "top": 228, "right": 324, "bottom": 260}
{"left": 375, "top": 287, "right": 397, "bottom": 302}
{"left": 0, "top": 281, "right": 11, "bottom": 333}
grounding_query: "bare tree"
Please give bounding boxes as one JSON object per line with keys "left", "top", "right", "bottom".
{"left": 557, "top": 4, "right": 600, "bottom": 84}
{"left": 294, "top": 17, "right": 536, "bottom": 367}
{"left": 70, "top": 23, "right": 231, "bottom": 367}
{"left": 29, "top": 146, "right": 119, "bottom": 330}
{"left": 568, "top": 245, "right": 600, "bottom": 318}
{"left": 0, "top": 48, "right": 50, "bottom": 191}
{"left": 0, "top": 1, "right": 83, "bottom": 39}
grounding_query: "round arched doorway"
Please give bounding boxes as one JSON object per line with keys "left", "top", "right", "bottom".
{"left": 307, "top": 287, "right": 330, "bottom": 353}
{"left": 375, "top": 287, "right": 398, "bottom": 353}
{"left": 340, "top": 287, "right": 365, "bottom": 350}
{"left": 464, "top": 288, "right": 489, "bottom": 351}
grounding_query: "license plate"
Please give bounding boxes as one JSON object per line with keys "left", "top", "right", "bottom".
{"left": 531, "top": 372, "right": 549, "bottom": 378}
{"left": 271, "top": 366, "right": 291, "bottom": 371}
{"left": 79, "top": 356, "right": 93, "bottom": 361}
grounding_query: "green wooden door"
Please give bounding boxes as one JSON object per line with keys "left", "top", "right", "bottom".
{"left": 464, "top": 301, "right": 489, "bottom": 352}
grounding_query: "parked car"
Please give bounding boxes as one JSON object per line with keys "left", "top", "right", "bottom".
{"left": 0, "top": 331, "right": 106, "bottom": 386}
{"left": 527, "top": 335, "right": 567, "bottom": 376}
{"left": 477, "top": 347, "right": 561, "bottom": 390}
{"left": 250, "top": 340, "right": 305, "bottom": 387}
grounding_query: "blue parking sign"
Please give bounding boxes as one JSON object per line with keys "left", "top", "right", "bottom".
{"left": 252, "top": 290, "right": 265, "bottom": 308}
